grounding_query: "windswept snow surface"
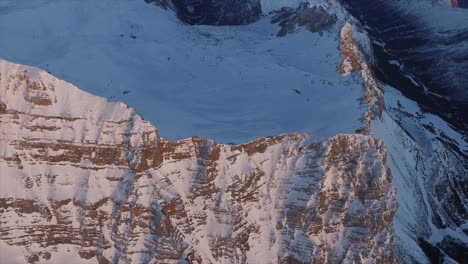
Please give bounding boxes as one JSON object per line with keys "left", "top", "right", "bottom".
{"left": 0, "top": 0, "right": 365, "bottom": 143}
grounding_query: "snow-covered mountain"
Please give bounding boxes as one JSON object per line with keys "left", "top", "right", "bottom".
{"left": 0, "top": 0, "right": 466, "bottom": 263}
{"left": 0, "top": 59, "right": 396, "bottom": 263}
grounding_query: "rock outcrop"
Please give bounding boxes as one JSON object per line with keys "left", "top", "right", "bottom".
{"left": 335, "top": 3, "right": 468, "bottom": 262}
{"left": 145, "top": 0, "right": 262, "bottom": 25}
{"left": 271, "top": 3, "right": 338, "bottom": 37}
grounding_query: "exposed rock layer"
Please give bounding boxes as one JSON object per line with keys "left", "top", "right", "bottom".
{"left": 0, "top": 60, "right": 397, "bottom": 263}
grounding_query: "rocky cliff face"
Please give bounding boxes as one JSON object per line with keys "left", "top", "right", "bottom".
{"left": 1, "top": 0, "right": 466, "bottom": 263}
{"left": 340, "top": 0, "right": 468, "bottom": 133}
{"left": 334, "top": 2, "right": 468, "bottom": 262}
{"left": 0, "top": 60, "right": 397, "bottom": 263}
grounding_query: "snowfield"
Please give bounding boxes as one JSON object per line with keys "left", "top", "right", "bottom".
{"left": 0, "top": 0, "right": 466, "bottom": 263}
{"left": 0, "top": 0, "right": 365, "bottom": 143}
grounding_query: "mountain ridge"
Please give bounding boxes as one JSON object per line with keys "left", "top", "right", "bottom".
{"left": 0, "top": 58, "right": 397, "bottom": 263}
{"left": 0, "top": 0, "right": 466, "bottom": 263}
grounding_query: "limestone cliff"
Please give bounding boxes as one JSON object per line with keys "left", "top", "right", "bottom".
{"left": 0, "top": 60, "right": 397, "bottom": 263}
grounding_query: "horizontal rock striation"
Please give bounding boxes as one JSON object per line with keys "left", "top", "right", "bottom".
{"left": 0, "top": 60, "right": 397, "bottom": 263}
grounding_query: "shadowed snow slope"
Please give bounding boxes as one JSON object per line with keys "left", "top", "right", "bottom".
{"left": 0, "top": 0, "right": 366, "bottom": 143}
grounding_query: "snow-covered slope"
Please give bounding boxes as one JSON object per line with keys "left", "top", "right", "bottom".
{"left": 0, "top": 0, "right": 367, "bottom": 143}
{"left": 339, "top": 19, "right": 468, "bottom": 263}
{"left": 0, "top": 59, "right": 397, "bottom": 263}
{"left": 0, "top": 0, "right": 466, "bottom": 263}
{"left": 372, "top": 88, "right": 468, "bottom": 264}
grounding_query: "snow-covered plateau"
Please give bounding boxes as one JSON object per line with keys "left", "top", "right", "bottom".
{"left": 0, "top": 0, "right": 466, "bottom": 263}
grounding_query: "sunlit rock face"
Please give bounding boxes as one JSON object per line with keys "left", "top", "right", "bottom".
{"left": 0, "top": 59, "right": 397, "bottom": 263}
